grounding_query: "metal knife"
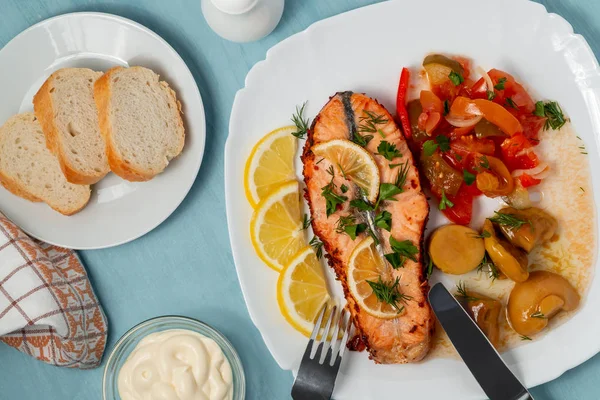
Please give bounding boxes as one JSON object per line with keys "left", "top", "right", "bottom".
{"left": 428, "top": 282, "right": 534, "bottom": 400}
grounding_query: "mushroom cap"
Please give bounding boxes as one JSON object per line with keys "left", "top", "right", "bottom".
{"left": 507, "top": 270, "right": 580, "bottom": 336}
{"left": 483, "top": 219, "right": 529, "bottom": 282}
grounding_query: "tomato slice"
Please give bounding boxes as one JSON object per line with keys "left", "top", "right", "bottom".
{"left": 450, "top": 136, "right": 496, "bottom": 160}
{"left": 519, "top": 114, "right": 546, "bottom": 141}
{"left": 500, "top": 133, "right": 539, "bottom": 171}
{"left": 519, "top": 173, "right": 541, "bottom": 188}
{"left": 437, "top": 184, "right": 474, "bottom": 225}
{"left": 487, "top": 69, "right": 535, "bottom": 113}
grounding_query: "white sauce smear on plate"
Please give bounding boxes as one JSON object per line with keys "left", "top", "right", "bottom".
{"left": 118, "top": 329, "right": 233, "bottom": 400}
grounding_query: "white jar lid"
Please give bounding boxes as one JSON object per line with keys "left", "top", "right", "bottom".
{"left": 210, "top": 0, "right": 258, "bottom": 15}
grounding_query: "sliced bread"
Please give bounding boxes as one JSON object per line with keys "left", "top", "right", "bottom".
{"left": 94, "top": 66, "right": 185, "bottom": 182}
{"left": 0, "top": 113, "right": 91, "bottom": 215}
{"left": 33, "top": 68, "right": 109, "bottom": 184}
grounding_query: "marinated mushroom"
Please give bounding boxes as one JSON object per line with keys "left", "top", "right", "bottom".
{"left": 496, "top": 207, "right": 558, "bottom": 253}
{"left": 429, "top": 225, "right": 485, "bottom": 275}
{"left": 466, "top": 294, "right": 502, "bottom": 348}
{"left": 507, "top": 270, "right": 580, "bottom": 336}
{"left": 483, "top": 219, "right": 529, "bottom": 282}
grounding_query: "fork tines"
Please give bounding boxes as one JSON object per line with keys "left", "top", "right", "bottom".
{"left": 291, "top": 304, "right": 353, "bottom": 400}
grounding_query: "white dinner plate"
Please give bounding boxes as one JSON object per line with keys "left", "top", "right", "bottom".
{"left": 0, "top": 12, "right": 205, "bottom": 249}
{"left": 226, "top": 0, "right": 600, "bottom": 398}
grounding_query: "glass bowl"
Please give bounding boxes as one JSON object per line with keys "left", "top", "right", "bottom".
{"left": 103, "top": 315, "right": 245, "bottom": 400}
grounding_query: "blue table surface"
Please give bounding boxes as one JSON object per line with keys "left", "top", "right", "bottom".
{"left": 0, "top": 0, "right": 599, "bottom": 399}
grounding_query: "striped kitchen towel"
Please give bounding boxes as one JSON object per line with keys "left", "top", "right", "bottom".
{"left": 0, "top": 213, "right": 108, "bottom": 368}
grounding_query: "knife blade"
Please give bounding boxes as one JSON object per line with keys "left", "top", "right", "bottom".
{"left": 428, "top": 282, "right": 534, "bottom": 400}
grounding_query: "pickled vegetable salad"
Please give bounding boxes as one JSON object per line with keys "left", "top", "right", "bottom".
{"left": 396, "top": 55, "right": 566, "bottom": 225}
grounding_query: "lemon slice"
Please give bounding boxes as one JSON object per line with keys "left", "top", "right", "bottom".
{"left": 244, "top": 126, "right": 298, "bottom": 208}
{"left": 348, "top": 236, "right": 402, "bottom": 319}
{"left": 312, "top": 139, "right": 380, "bottom": 203}
{"left": 277, "top": 246, "right": 331, "bottom": 336}
{"left": 250, "top": 180, "right": 306, "bottom": 272}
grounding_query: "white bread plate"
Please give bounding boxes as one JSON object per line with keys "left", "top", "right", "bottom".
{"left": 0, "top": 12, "right": 205, "bottom": 249}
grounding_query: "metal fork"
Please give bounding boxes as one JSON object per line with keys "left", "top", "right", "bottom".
{"left": 291, "top": 304, "right": 353, "bottom": 400}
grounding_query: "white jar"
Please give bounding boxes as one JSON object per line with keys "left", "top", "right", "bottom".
{"left": 201, "top": 0, "right": 285, "bottom": 43}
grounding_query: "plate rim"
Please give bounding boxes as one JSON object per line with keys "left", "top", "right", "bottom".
{"left": 225, "top": 0, "right": 600, "bottom": 394}
{"left": 0, "top": 11, "right": 206, "bottom": 250}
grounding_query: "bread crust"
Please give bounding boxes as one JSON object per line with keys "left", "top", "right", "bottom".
{"left": 0, "top": 113, "right": 91, "bottom": 215}
{"left": 93, "top": 66, "right": 185, "bottom": 182}
{"left": 33, "top": 69, "right": 108, "bottom": 185}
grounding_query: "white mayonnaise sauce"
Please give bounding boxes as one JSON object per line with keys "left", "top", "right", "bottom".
{"left": 118, "top": 329, "right": 233, "bottom": 400}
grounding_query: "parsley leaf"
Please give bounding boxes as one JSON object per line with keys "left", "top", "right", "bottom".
{"left": 378, "top": 183, "right": 402, "bottom": 204}
{"left": 375, "top": 211, "right": 392, "bottom": 231}
{"left": 494, "top": 77, "right": 507, "bottom": 90}
{"left": 506, "top": 97, "right": 518, "bottom": 109}
{"left": 435, "top": 135, "right": 450, "bottom": 152}
{"left": 385, "top": 237, "right": 419, "bottom": 269}
{"left": 352, "top": 133, "right": 374, "bottom": 147}
{"left": 321, "top": 170, "right": 348, "bottom": 217}
{"left": 423, "top": 140, "right": 438, "bottom": 157}
{"left": 350, "top": 198, "right": 374, "bottom": 211}
{"left": 377, "top": 141, "right": 402, "bottom": 161}
{"left": 463, "top": 169, "right": 476, "bottom": 186}
{"left": 345, "top": 223, "right": 368, "bottom": 240}
{"left": 340, "top": 184, "right": 349, "bottom": 193}
{"left": 449, "top": 71, "right": 464, "bottom": 86}
{"left": 439, "top": 189, "right": 454, "bottom": 210}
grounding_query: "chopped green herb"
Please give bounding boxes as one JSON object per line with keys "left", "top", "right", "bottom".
{"left": 479, "top": 155, "right": 490, "bottom": 170}
{"left": 377, "top": 141, "right": 402, "bottom": 161}
{"left": 335, "top": 215, "right": 356, "bottom": 234}
{"left": 489, "top": 211, "right": 532, "bottom": 230}
{"left": 316, "top": 158, "right": 325, "bottom": 165}
{"left": 520, "top": 335, "right": 532, "bottom": 341}
{"left": 366, "top": 276, "right": 411, "bottom": 314}
{"left": 321, "top": 170, "right": 348, "bottom": 217}
{"left": 359, "top": 110, "right": 388, "bottom": 133}
{"left": 582, "top": 152, "right": 588, "bottom": 155}
{"left": 375, "top": 211, "right": 392, "bottom": 231}
{"left": 534, "top": 101, "right": 545, "bottom": 117}
{"left": 455, "top": 153, "right": 463, "bottom": 161}
{"left": 352, "top": 133, "right": 374, "bottom": 147}
{"left": 435, "top": 135, "right": 451, "bottom": 152}
{"left": 439, "top": 189, "right": 454, "bottom": 210}
{"left": 350, "top": 198, "right": 374, "bottom": 211}
{"left": 423, "top": 140, "right": 438, "bottom": 157}
{"left": 531, "top": 311, "right": 546, "bottom": 319}
{"left": 309, "top": 236, "right": 324, "bottom": 259}
{"left": 291, "top": 102, "right": 310, "bottom": 139}
{"left": 443, "top": 99, "right": 450, "bottom": 116}
{"left": 534, "top": 101, "right": 568, "bottom": 130}
{"left": 477, "top": 253, "right": 499, "bottom": 281}
{"left": 580, "top": 186, "right": 585, "bottom": 192}
{"left": 425, "top": 256, "right": 434, "bottom": 279}
{"left": 377, "top": 183, "right": 402, "bottom": 205}
{"left": 505, "top": 97, "right": 518, "bottom": 109}
{"left": 487, "top": 90, "right": 496, "bottom": 101}
{"left": 389, "top": 163, "right": 402, "bottom": 168}
{"left": 455, "top": 281, "right": 480, "bottom": 302}
{"left": 472, "top": 230, "right": 491, "bottom": 239}
{"left": 449, "top": 71, "right": 464, "bottom": 86}
{"left": 337, "top": 163, "right": 347, "bottom": 179}
{"left": 340, "top": 184, "right": 349, "bottom": 193}
{"left": 494, "top": 77, "right": 507, "bottom": 90}
{"left": 463, "top": 169, "right": 476, "bottom": 186}
{"left": 345, "top": 223, "right": 368, "bottom": 240}
{"left": 386, "top": 237, "right": 419, "bottom": 269}
{"left": 394, "top": 160, "right": 410, "bottom": 191}
{"left": 378, "top": 129, "right": 386, "bottom": 138}
{"left": 301, "top": 214, "right": 312, "bottom": 230}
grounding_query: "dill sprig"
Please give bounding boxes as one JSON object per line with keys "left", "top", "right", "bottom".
{"left": 291, "top": 102, "right": 310, "bottom": 139}
{"left": 471, "top": 230, "right": 491, "bottom": 239}
{"left": 520, "top": 335, "right": 532, "bottom": 341}
{"left": 455, "top": 281, "right": 481, "bottom": 302}
{"left": 477, "top": 253, "right": 499, "bottom": 281}
{"left": 309, "top": 236, "right": 324, "bottom": 259}
{"left": 359, "top": 110, "right": 388, "bottom": 133}
{"left": 395, "top": 160, "right": 410, "bottom": 191}
{"left": 301, "top": 214, "right": 312, "bottom": 230}
{"left": 534, "top": 101, "right": 567, "bottom": 130}
{"left": 489, "top": 211, "right": 532, "bottom": 231}
{"left": 335, "top": 215, "right": 356, "bottom": 234}
{"left": 366, "top": 276, "right": 411, "bottom": 314}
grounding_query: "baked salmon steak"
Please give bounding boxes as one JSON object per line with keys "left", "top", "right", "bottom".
{"left": 301, "top": 91, "right": 434, "bottom": 363}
